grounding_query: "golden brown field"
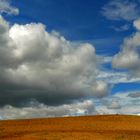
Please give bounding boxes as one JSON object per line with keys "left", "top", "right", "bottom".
{"left": 0, "top": 115, "right": 140, "bottom": 140}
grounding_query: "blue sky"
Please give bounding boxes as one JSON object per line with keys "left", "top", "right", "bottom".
{"left": 0, "top": 0, "right": 140, "bottom": 119}
{"left": 9, "top": 0, "right": 132, "bottom": 54}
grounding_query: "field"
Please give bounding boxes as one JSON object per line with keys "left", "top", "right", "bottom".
{"left": 0, "top": 115, "right": 140, "bottom": 140}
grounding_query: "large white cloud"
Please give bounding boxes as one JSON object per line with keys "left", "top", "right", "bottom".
{"left": 0, "top": 15, "right": 109, "bottom": 106}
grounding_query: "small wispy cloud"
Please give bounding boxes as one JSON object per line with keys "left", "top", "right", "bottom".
{"left": 128, "top": 92, "right": 140, "bottom": 98}
{"left": 0, "top": 0, "right": 19, "bottom": 15}
{"left": 101, "top": 0, "right": 140, "bottom": 21}
{"left": 111, "top": 24, "right": 130, "bottom": 32}
{"left": 96, "top": 91, "right": 140, "bottom": 115}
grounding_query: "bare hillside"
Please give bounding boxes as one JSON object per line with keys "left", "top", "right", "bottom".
{"left": 0, "top": 115, "right": 140, "bottom": 140}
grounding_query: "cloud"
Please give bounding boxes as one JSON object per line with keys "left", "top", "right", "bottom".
{"left": 101, "top": 0, "right": 140, "bottom": 21}
{"left": 106, "top": 99, "right": 121, "bottom": 109}
{"left": 128, "top": 92, "right": 140, "bottom": 98}
{"left": 0, "top": 0, "right": 19, "bottom": 15}
{"left": 112, "top": 19, "right": 140, "bottom": 76}
{"left": 96, "top": 91, "right": 140, "bottom": 115}
{"left": 0, "top": 100, "right": 97, "bottom": 120}
{"left": 113, "top": 50, "right": 140, "bottom": 70}
{"left": 111, "top": 24, "right": 130, "bottom": 32}
{"left": 97, "top": 70, "right": 140, "bottom": 84}
{"left": 97, "top": 56, "right": 140, "bottom": 84}
{"left": 0, "top": 15, "right": 109, "bottom": 107}
{"left": 134, "top": 18, "right": 140, "bottom": 30}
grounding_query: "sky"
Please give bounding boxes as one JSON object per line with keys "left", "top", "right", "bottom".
{"left": 0, "top": 0, "right": 140, "bottom": 120}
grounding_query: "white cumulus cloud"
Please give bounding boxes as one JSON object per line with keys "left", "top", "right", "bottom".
{"left": 0, "top": 15, "right": 109, "bottom": 107}
{"left": 112, "top": 19, "right": 140, "bottom": 76}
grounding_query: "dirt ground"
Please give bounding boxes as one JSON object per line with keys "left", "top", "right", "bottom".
{"left": 0, "top": 115, "right": 140, "bottom": 140}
